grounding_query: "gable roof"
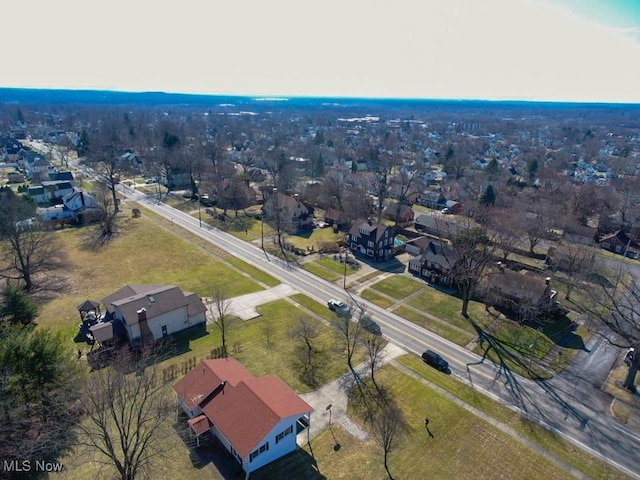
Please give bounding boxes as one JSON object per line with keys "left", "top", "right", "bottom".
{"left": 382, "top": 203, "right": 414, "bottom": 220}
{"left": 599, "top": 229, "right": 632, "bottom": 246}
{"left": 174, "top": 358, "right": 313, "bottom": 458}
{"left": 102, "top": 284, "right": 205, "bottom": 325}
{"left": 349, "top": 218, "right": 391, "bottom": 243}
{"left": 422, "top": 240, "right": 456, "bottom": 267}
{"left": 482, "top": 269, "right": 552, "bottom": 304}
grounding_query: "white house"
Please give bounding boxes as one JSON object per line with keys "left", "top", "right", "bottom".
{"left": 62, "top": 188, "right": 98, "bottom": 212}
{"left": 97, "top": 284, "right": 206, "bottom": 348}
{"left": 174, "top": 358, "right": 313, "bottom": 479}
{"left": 36, "top": 205, "right": 75, "bottom": 222}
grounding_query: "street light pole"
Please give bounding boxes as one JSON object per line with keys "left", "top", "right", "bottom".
{"left": 343, "top": 248, "right": 348, "bottom": 289}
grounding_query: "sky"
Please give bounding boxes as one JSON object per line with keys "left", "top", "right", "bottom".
{"left": 3, "top": 0, "right": 640, "bottom": 103}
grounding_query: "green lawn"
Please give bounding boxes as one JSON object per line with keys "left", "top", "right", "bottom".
{"left": 360, "top": 289, "right": 395, "bottom": 308}
{"left": 395, "top": 305, "right": 474, "bottom": 346}
{"left": 291, "top": 294, "right": 335, "bottom": 321}
{"left": 161, "top": 299, "right": 360, "bottom": 394}
{"left": 286, "top": 227, "right": 344, "bottom": 250}
{"left": 367, "top": 275, "right": 425, "bottom": 300}
{"left": 37, "top": 209, "right": 264, "bottom": 333}
{"left": 315, "top": 257, "right": 360, "bottom": 276}
{"left": 301, "top": 262, "right": 342, "bottom": 281}
{"left": 396, "top": 355, "right": 630, "bottom": 480}
{"left": 258, "top": 364, "right": 580, "bottom": 480}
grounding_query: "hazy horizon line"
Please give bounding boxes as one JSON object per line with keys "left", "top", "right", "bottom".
{"left": 2, "top": 86, "right": 640, "bottom": 107}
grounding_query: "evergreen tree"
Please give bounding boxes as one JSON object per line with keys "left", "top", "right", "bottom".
{"left": 480, "top": 184, "right": 496, "bottom": 206}
{"left": 527, "top": 158, "right": 539, "bottom": 182}
{"left": 0, "top": 281, "right": 38, "bottom": 325}
{"left": 77, "top": 129, "right": 89, "bottom": 157}
{"left": 486, "top": 158, "right": 499, "bottom": 177}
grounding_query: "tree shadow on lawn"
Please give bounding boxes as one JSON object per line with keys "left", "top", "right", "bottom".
{"left": 518, "top": 315, "right": 587, "bottom": 351}
{"left": 463, "top": 314, "right": 588, "bottom": 427}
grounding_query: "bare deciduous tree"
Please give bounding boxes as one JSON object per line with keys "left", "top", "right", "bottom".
{"left": 76, "top": 349, "right": 173, "bottom": 480}
{"left": 363, "top": 332, "right": 386, "bottom": 393}
{"left": 0, "top": 189, "right": 66, "bottom": 291}
{"left": 210, "top": 287, "right": 230, "bottom": 357}
{"left": 586, "top": 263, "right": 640, "bottom": 391}
{"left": 450, "top": 224, "right": 497, "bottom": 317}
{"left": 370, "top": 401, "right": 406, "bottom": 480}
{"left": 332, "top": 303, "right": 364, "bottom": 380}
{"left": 290, "top": 317, "right": 324, "bottom": 387}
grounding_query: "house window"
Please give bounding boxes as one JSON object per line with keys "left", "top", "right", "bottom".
{"left": 276, "top": 425, "right": 294, "bottom": 444}
{"left": 161, "top": 325, "right": 168, "bottom": 337}
{"left": 615, "top": 245, "right": 622, "bottom": 253}
{"left": 602, "top": 242, "right": 610, "bottom": 249}
{"left": 249, "top": 442, "right": 269, "bottom": 463}
{"left": 359, "top": 228, "right": 369, "bottom": 236}
{"left": 351, "top": 242, "right": 357, "bottom": 250}
{"left": 367, "top": 240, "right": 374, "bottom": 248}
{"left": 378, "top": 241, "right": 382, "bottom": 248}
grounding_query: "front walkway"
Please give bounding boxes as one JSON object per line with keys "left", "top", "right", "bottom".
{"left": 297, "top": 343, "right": 407, "bottom": 445}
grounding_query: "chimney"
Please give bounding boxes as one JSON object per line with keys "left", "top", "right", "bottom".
{"left": 545, "top": 277, "right": 551, "bottom": 285}
{"left": 137, "top": 308, "right": 147, "bottom": 322}
{"left": 497, "top": 261, "right": 504, "bottom": 272}
{"left": 367, "top": 217, "right": 373, "bottom": 226}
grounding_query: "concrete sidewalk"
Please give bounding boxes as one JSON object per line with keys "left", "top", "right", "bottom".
{"left": 205, "top": 284, "right": 298, "bottom": 322}
{"left": 297, "top": 343, "right": 407, "bottom": 445}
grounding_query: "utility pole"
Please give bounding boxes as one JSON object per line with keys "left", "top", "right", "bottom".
{"left": 343, "top": 248, "right": 349, "bottom": 289}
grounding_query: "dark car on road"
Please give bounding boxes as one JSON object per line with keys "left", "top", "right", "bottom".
{"left": 421, "top": 350, "right": 449, "bottom": 371}
{"left": 358, "top": 316, "right": 381, "bottom": 335}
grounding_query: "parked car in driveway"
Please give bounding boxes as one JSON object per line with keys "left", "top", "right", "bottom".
{"left": 327, "top": 299, "right": 351, "bottom": 316}
{"left": 421, "top": 350, "right": 449, "bottom": 371}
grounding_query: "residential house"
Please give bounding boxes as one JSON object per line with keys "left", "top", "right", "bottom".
{"left": 7, "top": 172, "right": 25, "bottom": 183}
{"left": 414, "top": 213, "right": 468, "bottom": 239}
{"left": 27, "top": 185, "right": 47, "bottom": 204}
{"left": 418, "top": 191, "right": 447, "bottom": 210}
{"left": 347, "top": 218, "right": 395, "bottom": 261}
{"left": 597, "top": 230, "right": 636, "bottom": 255}
{"left": 41, "top": 180, "right": 74, "bottom": 201}
{"left": 442, "top": 200, "right": 463, "bottom": 215}
{"left": 36, "top": 205, "right": 75, "bottom": 222}
{"left": 480, "top": 268, "right": 562, "bottom": 320}
{"left": 474, "top": 158, "right": 488, "bottom": 169}
{"left": 88, "top": 284, "right": 206, "bottom": 348}
{"left": 324, "top": 208, "right": 349, "bottom": 229}
{"left": 46, "top": 171, "right": 75, "bottom": 185}
{"left": 264, "top": 192, "right": 314, "bottom": 230}
{"left": 173, "top": 358, "right": 313, "bottom": 478}
{"left": 382, "top": 203, "right": 415, "bottom": 226}
{"left": 408, "top": 240, "right": 456, "bottom": 286}
{"left": 23, "top": 153, "right": 49, "bottom": 179}
{"left": 562, "top": 223, "right": 598, "bottom": 246}
{"left": 404, "top": 235, "right": 431, "bottom": 256}
{"left": 62, "top": 188, "right": 99, "bottom": 213}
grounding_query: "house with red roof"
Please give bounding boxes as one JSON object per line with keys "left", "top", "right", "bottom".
{"left": 174, "top": 358, "right": 314, "bottom": 478}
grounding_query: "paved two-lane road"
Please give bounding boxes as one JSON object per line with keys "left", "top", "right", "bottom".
{"left": 120, "top": 185, "right": 640, "bottom": 478}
